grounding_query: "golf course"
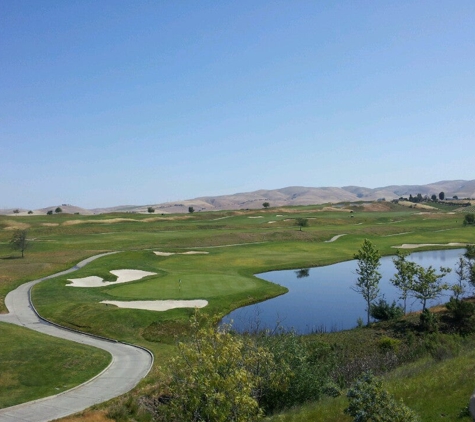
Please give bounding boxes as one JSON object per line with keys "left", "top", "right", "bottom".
{"left": 1, "top": 200, "right": 475, "bottom": 421}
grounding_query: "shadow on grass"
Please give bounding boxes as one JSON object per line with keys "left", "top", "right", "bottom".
{"left": 0, "top": 255, "right": 23, "bottom": 260}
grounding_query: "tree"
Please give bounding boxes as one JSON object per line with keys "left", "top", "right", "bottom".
{"left": 46, "top": 210, "right": 53, "bottom": 215}
{"left": 431, "top": 194, "right": 437, "bottom": 202}
{"left": 464, "top": 245, "right": 475, "bottom": 289}
{"left": 262, "top": 202, "right": 270, "bottom": 209}
{"left": 452, "top": 257, "right": 468, "bottom": 299}
{"left": 55, "top": 207, "right": 62, "bottom": 213}
{"left": 188, "top": 206, "right": 194, "bottom": 213}
{"left": 353, "top": 239, "right": 382, "bottom": 326}
{"left": 439, "top": 191, "right": 445, "bottom": 201}
{"left": 27, "top": 210, "right": 33, "bottom": 214}
{"left": 391, "top": 250, "right": 416, "bottom": 314}
{"left": 295, "top": 218, "right": 308, "bottom": 231}
{"left": 13, "top": 209, "right": 20, "bottom": 214}
{"left": 158, "top": 314, "right": 288, "bottom": 422}
{"left": 463, "top": 213, "right": 475, "bottom": 226}
{"left": 409, "top": 264, "right": 451, "bottom": 312}
{"left": 147, "top": 206, "right": 155, "bottom": 213}
{"left": 10, "top": 229, "right": 29, "bottom": 258}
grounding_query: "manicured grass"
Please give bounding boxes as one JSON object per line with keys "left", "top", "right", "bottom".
{"left": 1, "top": 203, "right": 473, "bottom": 413}
{"left": 0, "top": 323, "right": 111, "bottom": 408}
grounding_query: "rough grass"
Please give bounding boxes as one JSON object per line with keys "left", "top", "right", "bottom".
{"left": 0, "top": 323, "right": 111, "bottom": 408}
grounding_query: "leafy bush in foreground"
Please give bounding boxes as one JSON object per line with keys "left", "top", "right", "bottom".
{"left": 345, "top": 372, "right": 419, "bottom": 422}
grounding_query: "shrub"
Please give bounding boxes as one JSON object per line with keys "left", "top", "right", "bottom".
{"left": 446, "top": 297, "right": 475, "bottom": 322}
{"left": 345, "top": 372, "right": 420, "bottom": 422}
{"left": 370, "top": 299, "right": 404, "bottom": 321}
{"left": 378, "top": 336, "right": 401, "bottom": 353}
{"left": 255, "top": 332, "right": 336, "bottom": 412}
{"left": 419, "top": 309, "right": 438, "bottom": 332}
{"left": 156, "top": 314, "right": 290, "bottom": 421}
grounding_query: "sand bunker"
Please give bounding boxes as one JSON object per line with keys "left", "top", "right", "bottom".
{"left": 67, "top": 269, "right": 156, "bottom": 287}
{"left": 391, "top": 242, "right": 468, "bottom": 249}
{"left": 325, "top": 234, "right": 347, "bottom": 243}
{"left": 100, "top": 299, "right": 208, "bottom": 311}
{"left": 153, "top": 251, "right": 209, "bottom": 256}
{"left": 268, "top": 221, "right": 276, "bottom": 224}
{"left": 248, "top": 216, "right": 263, "bottom": 219}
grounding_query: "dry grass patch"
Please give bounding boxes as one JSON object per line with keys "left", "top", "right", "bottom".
{"left": 59, "top": 410, "right": 113, "bottom": 422}
{"left": 2, "top": 220, "right": 30, "bottom": 230}
{"left": 62, "top": 218, "right": 138, "bottom": 226}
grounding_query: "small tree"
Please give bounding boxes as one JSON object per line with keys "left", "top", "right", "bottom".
{"left": 439, "top": 191, "right": 445, "bottom": 201}
{"left": 27, "top": 210, "right": 33, "bottom": 214}
{"left": 147, "top": 206, "right": 155, "bottom": 213}
{"left": 262, "top": 202, "right": 270, "bottom": 209}
{"left": 391, "top": 250, "right": 416, "bottom": 314}
{"left": 409, "top": 264, "right": 451, "bottom": 312}
{"left": 296, "top": 218, "right": 308, "bottom": 231}
{"left": 46, "top": 210, "right": 53, "bottom": 215}
{"left": 431, "top": 194, "right": 437, "bottom": 202}
{"left": 464, "top": 245, "right": 475, "bottom": 289}
{"left": 188, "top": 206, "right": 194, "bottom": 214}
{"left": 452, "top": 257, "right": 468, "bottom": 299}
{"left": 13, "top": 209, "right": 20, "bottom": 214}
{"left": 353, "top": 239, "right": 382, "bottom": 326}
{"left": 55, "top": 207, "right": 62, "bottom": 213}
{"left": 463, "top": 213, "right": 475, "bottom": 226}
{"left": 10, "top": 229, "right": 29, "bottom": 258}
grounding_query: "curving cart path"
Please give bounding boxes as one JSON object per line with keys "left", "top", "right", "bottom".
{"left": 0, "top": 252, "right": 153, "bottom": 422}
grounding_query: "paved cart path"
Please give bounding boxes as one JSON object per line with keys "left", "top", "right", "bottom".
{"left": 0, "top": 252, "right": 153, "bottom": 422}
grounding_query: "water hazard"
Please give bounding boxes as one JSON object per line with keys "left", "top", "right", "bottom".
{"left": 222, "top": 249, "right": 466, "bottom": 333}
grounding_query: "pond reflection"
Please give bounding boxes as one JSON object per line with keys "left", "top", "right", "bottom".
{"left": 222, "top": 249, "right": 466, "bottom": 334}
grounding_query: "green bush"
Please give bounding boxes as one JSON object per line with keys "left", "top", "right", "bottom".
{"left": 378, "top": 336, "right": 401, "bottom": 353}
{"left": 446, "top": 297, "right": 475, "bottom": 322}
{"left": 370, "top": 299, "right": 404, "bottom": 321}
{"left": 345, "top": 372, "right": 420, "bottom": 422}
{"left": 419, "top": 309, "right": 438, "bottom": 332}
{"left": 255, "top": 331, "right": 336, "bottom": 413}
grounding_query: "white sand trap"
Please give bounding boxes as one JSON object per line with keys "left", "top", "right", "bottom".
{"left": 100, "top": 299, "right": 208, "bottom": 311}
{"left": 248, "top": 216, "right": 263, "bottom": 218}
{"left": 268, "top": 221, "right": 276, "bottom": 224}
{"left": 153, "top": 251, "right": 209, "bottom": 256}
{"left": 276, "top": 214, "right": 283, "bottom": 217}
{"left": 391, "top": 242, "right": 467, "bottom": 249}
{"left": 67, "top": 269, "right": 156, "bottom": 287}
{"left": 325, "top": 234, "right": 347, "bottom": 243}
{"left": 153, "top": 251, "right": 176, "bottom": 256}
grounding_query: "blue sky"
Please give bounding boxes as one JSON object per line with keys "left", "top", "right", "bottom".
{"left": 1, "top": 1, "right": 474, "bottom": 209}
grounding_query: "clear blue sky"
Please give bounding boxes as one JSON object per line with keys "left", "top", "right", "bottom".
{"left": 1, "top": 1, "right": 474, "bottom": 209}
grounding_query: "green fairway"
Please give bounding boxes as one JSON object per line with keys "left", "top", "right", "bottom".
{"left": 1, "top": 202, "right": 474, "bottom": 414}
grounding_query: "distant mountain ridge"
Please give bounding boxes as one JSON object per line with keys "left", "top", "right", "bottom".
{"left": 3, "top": 179, "right": 474, "bottom": 215}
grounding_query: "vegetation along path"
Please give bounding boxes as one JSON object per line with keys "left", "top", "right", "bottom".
{"left": 0, "top": 252, "right": 153, "bottom": 422}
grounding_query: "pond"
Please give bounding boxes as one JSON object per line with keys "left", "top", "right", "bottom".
{"left": 222, "top": 249, "right": 466, "bottom": 333}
